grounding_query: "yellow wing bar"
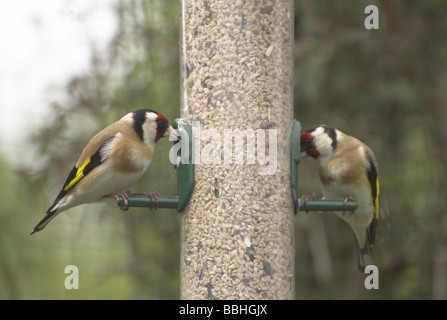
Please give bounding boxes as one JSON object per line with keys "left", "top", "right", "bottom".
{"left": 375, "top": 178, "right": 380, "bottom": 219}
{"left": 63, "top": 157, "right": 90, "bottom": 192}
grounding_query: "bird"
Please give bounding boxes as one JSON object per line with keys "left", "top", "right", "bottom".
{"left": 30, "top": 109, "right": 175, "bottom": 235}
{"left": 300, "top": 124, "right": 380, "bottom": 270}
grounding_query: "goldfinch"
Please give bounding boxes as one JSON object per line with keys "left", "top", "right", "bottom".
{"left": 300, "top": 125, "right": 380, "bottom": 270}
{"left": 31, "top": 109, "right": 174, "bottom": 235}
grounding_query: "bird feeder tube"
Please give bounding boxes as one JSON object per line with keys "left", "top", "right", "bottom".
{"left": 180, "top": 0, "right": 295, "bottom": 300}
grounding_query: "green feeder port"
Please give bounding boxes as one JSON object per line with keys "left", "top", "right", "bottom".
{"left": 298, "top": 199, "right": 358, "bottom": 212}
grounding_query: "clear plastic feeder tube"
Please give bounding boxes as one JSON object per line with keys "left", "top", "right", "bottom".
{"left": 180, "top": 0, "right": 295, "bottom": 299}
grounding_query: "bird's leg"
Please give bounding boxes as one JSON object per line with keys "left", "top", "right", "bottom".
{"left": 131, "top": 192, "right": 160, "bottom": 210}
{"left": 300, "top": 192, "right": 316, "bottom": 213}
{"left": 148, "top": 192, "right": 160, "bottom": 210}
{"left": 339, "top": 195, "right": 354, "bottom": 215}
{"left": 105, "top": 192, "right": 130, "bottom": 211}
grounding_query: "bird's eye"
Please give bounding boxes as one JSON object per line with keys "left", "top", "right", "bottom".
{"left": 302, "top": 139, "right": 313, "bottom": 150}
{"left": 157, "top": 119, "right": 166, "bottom": 130}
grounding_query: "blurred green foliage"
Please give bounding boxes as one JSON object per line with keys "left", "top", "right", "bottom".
{"left": 1, "top": 0, "right": 446, "bottom": 299}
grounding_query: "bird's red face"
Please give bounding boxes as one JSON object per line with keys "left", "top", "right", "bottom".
{"left": 301, "top": 132, "right": 320, "bottom": 159}
{"left": 154, "top": 113, "right": 171, "bottom": 143}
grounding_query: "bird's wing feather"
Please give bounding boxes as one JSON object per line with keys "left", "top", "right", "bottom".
{"left": 364, "top": 147, "right": 379, "bottom": 246}
{"left": 47, "top": 134, "right": 117, "bottom": 212}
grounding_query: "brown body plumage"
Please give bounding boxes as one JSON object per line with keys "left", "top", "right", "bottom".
{"left": 301, "top": 125, "right": 380, "bottom": 269}
{"left": 31, "top": 109, "right": 174, "bottom": 235}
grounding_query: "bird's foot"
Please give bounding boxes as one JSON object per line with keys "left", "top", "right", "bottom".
{"left": 132, "top": 192, "right": 160, "bottom": 210}
{"left": 106, "top": 192, "right": 130, "bottom": 211}
{"left": 339, "top": 195, "right": 354, "bottom": 215}
{"left": 300, "top": 192, "right": 316, "bottom": 213}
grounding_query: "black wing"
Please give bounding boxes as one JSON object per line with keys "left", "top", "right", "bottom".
{"left": 364, "top": 149, "right": 379, "bottom": 246}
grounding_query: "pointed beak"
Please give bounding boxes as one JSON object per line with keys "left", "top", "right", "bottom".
{"left": 165, "top": 125, "right": 181, "bottom": 141}
{"left": 164, "top": 125, "right": 173, "bottom": 137}
{"left": 300, "top": 147, "right": 308, "bottom": 158}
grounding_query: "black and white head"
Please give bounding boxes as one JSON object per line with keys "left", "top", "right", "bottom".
{"left": 300, "top": 124, "right": 338, "bottom": 159}
{"left": 125, "top": 109, "right": 173, "bottom": 146}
